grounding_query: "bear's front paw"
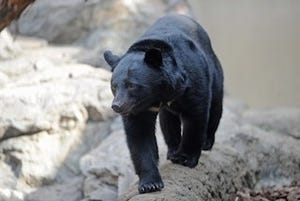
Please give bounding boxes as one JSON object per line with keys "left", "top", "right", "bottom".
{"left": 169, "top": 152, "right": 200, "bottom": 168}
{"left": 138, "top": 180, "right": 164, "bottom": 193}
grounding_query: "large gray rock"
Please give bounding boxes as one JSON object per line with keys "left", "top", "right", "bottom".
{"left": 0, "top": 61, "right": 114, "bottom": 140}
{"left": 80, "top": 118, "right": 136, "bottom": 201}
{"left": 0, "top": 120, "right": 113, "bottom": 201}
{"left": 0, "top": 34, "right": 115, "bottom": 200}
{"left": 244, "top": 108, "right": 300, "bottom": 139}
{"left": 14, "top": 0, "right": 191, "bottom": 45}
{"left": 11, "top": 0, "right": 192, "bottom": 67}
{"left": 0, "top": 130, "right": 82, "bottom": 188}
{"left": 24, "top": 177, "right": 84, "bottom": 201}
{"left": 0, "top": 188, "right": 24, "bottom": 201}
{"left": 0, "top": 32, "right": 82, "bottom": 80}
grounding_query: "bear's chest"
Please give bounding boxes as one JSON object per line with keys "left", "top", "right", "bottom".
{"left": 148, "top": 99, "right": 186, "bottom": 115}
{"left": 165, "top": 101, "right": 183, "bottom": 115}
{"left": 147, "top": 101, "right": 184, "bottom": 115}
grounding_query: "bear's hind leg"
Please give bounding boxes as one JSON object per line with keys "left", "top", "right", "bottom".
{"left": 159, "top": 108, "right": 181, "bottom": 160}
{"left": 123, "top": 111, "right": 164, "bottom": 193}
{"left": 202, "top": 96, "right": 223, "bottom": 150}
{"left": 170, "top": 113, "right": 208, "bottom": 168}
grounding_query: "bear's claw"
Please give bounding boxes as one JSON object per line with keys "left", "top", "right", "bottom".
{"left": 138, "top": 181, "right": 164, "bottom": 193}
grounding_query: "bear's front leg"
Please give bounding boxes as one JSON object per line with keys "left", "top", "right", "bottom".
{"left": 170, "top": 113, "right": 208, "bottom": 168}
{"left": 122, "top": 111, "right": 164, "bottom": 193}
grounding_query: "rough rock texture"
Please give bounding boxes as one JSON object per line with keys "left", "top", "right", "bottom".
{"left": 244, "top": 108, "right": 300, "bottom": 140}
{"left": 10, "top": 0, "right": 192, "bottom": 67}
{"left": 25, "top": 177, "right": 84, "bottom": 201}
{"left": 12, "top": 0, "right": 191, "bottom": 44}
{"left": 0, "top": 31, "right": 115, "bottom": 201}
{"left": 0, "top": 60, "right": 113, "bottom": 140}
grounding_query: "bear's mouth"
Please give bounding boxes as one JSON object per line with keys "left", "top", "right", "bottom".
{"left": 120, "top": 98, "right": 157, "bottom": 116}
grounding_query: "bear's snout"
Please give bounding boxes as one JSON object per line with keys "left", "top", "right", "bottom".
{"left": 111, "top": 103, "right": 122, "bottom": 113}
{"left": 111, "top": 98, "right": 129, "bottom": 114}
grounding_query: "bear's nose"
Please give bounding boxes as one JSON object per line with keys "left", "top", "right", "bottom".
{"left": 111, "top": 104, "right": 122, "bottom": 113}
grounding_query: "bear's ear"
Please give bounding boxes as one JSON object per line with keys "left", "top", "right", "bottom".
{"left": 144, "top": 48, "right": 162, "bottom": 69}
{"left": 103, "top": 50, "right": 121, "bottom": 71}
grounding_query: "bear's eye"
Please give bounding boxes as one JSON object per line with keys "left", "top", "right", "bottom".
{"left": 125, "top": 82, "right": 136, "bottom": 90}
{"left": 111, "top": 84, "right": 117, "bottom": 93}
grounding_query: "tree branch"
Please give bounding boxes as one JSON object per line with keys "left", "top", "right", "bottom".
{"left": 0, "top": 0, "right": 34, "bottom": 32}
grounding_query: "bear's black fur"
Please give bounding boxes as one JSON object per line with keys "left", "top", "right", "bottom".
{"left": 104, "top": 14, "right": 223, "bottom": 194}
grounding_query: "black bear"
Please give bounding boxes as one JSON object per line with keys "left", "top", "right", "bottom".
{"left": 104, "top": 14, "right": 223, "bottom": 193}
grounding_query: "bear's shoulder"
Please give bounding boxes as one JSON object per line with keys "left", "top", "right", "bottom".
{"left": 140, "top": 15, "right": 198, "bottom": 41}
{"left": 128, "top": 14, "right": 211, "bottom": 57}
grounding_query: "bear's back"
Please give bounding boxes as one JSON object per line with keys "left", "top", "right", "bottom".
{"left": 138, "top": 15, "right": 212, "bottom": 52}
{"left": 128, "top": 14, "right": 216, "bottom": 66}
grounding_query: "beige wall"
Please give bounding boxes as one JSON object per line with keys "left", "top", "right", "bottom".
{"left": 188, "top": 0, "right": 300, "bottom": 108}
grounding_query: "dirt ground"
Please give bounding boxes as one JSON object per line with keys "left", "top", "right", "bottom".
{"left": 230, "top": 180, "right": 300, "bottom": 201}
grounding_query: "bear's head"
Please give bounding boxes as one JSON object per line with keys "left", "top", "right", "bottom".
{"left": 104, "top": 47, "right": 171, "bottom": 116}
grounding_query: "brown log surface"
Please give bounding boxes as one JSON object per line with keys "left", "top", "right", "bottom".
{"left": 0, "top": 0, "right": 34, "bottom": 32}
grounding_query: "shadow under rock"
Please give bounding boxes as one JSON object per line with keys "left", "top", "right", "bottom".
{"left": 24, "top": 118, "right": 115, "bottom": 201}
